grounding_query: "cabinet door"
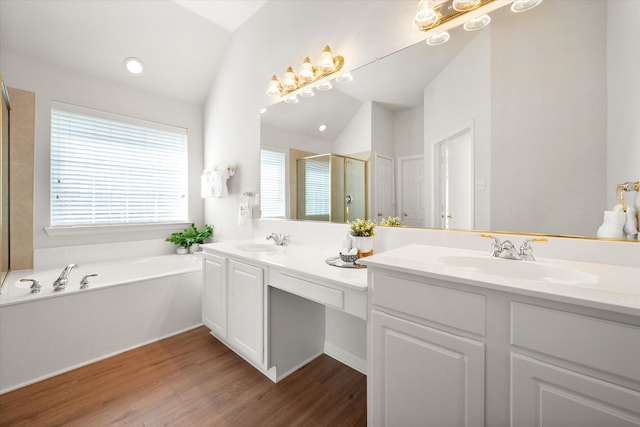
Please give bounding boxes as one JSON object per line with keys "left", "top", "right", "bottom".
{"left": 371, "top": 310, "right": 485, "bottom": 427}
{"left": 228, "top": 259, "right": 264, "bottom": 367}
{"left": 511, "top": 353, "right": 640, "bottom": 427}
{"left": 203, "top": 255, "right": 227, "bottom": 339}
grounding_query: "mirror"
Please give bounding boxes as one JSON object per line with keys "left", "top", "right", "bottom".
{"left": 1, "top": 75, "right": 10, "bottom": 288}
{"left": 260, "top": 0, "right": 640, "bottom": 239}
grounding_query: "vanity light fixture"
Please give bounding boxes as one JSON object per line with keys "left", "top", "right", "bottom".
{"left": 123, "top": 57, "right": 145, "bottom": 75}
{"left": 266, "top": 45, "right": 345, "bottom": 100}
{"left": 414, "top": 0, "right": 543, "bottom": 46}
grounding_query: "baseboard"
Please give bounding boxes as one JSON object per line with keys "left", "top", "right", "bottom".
{"left": 323, "top": 341, "right": 367, "bottom": 375}
{"left": 0, "top": 323, "right": 203, "bottom": 395}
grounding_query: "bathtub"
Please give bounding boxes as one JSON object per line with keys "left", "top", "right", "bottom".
{"left": 0, "top": 254, "right": 203, "bottom": 393}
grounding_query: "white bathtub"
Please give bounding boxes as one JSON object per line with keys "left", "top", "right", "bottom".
{"left": 0, "top": 254, "right": 203, "bottom": 393}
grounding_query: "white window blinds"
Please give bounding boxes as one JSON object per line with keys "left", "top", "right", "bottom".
{"left": 304, "top": 159, "right": 330, "bottom": 216}
{"left": 260, "top": 149, "right": 286, "bottom": 218}
{"left": 50, "top": 102, "right": 188, "bottom": 227}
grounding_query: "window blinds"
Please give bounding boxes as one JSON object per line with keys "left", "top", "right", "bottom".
{"left": 260, "top": 149, "right": 286, "bottom": 218}
{"left": 304, "top": 159, "right": 330, "bottom": 216}
{"left": 50, "top": 102, "right": 188, "bottom": 226}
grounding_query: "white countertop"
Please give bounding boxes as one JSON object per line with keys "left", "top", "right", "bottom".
{"left": 201, "top": 240, "right": 367, "bottom": 292}
{"left": 361, "top": 244, "right": 640, "bottom": 316}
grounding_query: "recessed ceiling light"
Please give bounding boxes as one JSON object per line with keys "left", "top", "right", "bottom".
{"left": 260, "top": 107, "right": 267, "bottom": 114}
{"left": 123, "top": 57, "right": 145, "bottom": 75}
{"left": 318, "top": 124, "right": 327, "bottom": 132}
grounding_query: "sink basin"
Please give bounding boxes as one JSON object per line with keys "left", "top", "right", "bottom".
{"left": 439, "top": 256, "right": 599, "bottom": 285}
{"left": 236, "top": 243, "right": 279, "bottom": 253}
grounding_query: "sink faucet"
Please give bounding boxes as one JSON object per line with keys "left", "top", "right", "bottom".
{"left": 53, "top": 264, "right": 79, "bottom": 291}
{"left": 266, "top": 233, "right": 289, "bottom": 246}
{"left": 481, "top": 235, "right": 547, "bottom": 261}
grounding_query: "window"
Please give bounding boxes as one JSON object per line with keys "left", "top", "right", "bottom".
{"left": 50, "top": 102, "right": 188, "bottom": 227}
{"left": 304, "top": 158, "right": 330, "bottom": 216}
{"left": 260, "top": 148, "right": 286, "bottom": 218}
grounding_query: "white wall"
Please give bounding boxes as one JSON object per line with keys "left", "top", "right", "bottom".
{"left": 261, "top": 124, "right": 327, "bottom": 154}
{"left": 0, "top": 50, "right": 204, "bottom": 252}
{"left": 332, "top": 101, "right": 372, "bottom": 156}
{"left": 491, "top": 1, "right": 606, "bottom": 236}
{"left": 394, "top": 106, "right": 424, "bottom": 159}
{"left": 607, "top": 0, "right": 640, "bottom": 209}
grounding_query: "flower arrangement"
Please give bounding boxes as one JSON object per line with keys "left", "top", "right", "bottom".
{"left": 166, "top": 223, "right": 214, "bottom": 248}
{"left": 379, "top": 216, "right": 401, "bottom": 227}
{"left": 349, "top": 218, "right": 376, "bottom": 237}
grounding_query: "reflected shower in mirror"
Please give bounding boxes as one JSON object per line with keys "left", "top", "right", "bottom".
{"left": 260, "top": 0, "right": 640, "bottom": 240}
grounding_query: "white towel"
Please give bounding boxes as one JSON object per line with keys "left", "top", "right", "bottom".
{"left": 200, "top": 170, "right": 214, "bottom": 198}
{"left": 596, "top": 207, "right": 626, "bottom": 239}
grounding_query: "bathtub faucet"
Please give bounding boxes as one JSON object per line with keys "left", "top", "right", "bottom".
{"left": 53, "top": 264, "right": 79, "bottom": 291}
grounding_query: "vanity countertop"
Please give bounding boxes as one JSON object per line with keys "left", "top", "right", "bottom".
{"left": 361, "top": 244, "right": 640, "bottom": 316}
{"left": 201, "top": 240, "right": 367, "bottom": 292}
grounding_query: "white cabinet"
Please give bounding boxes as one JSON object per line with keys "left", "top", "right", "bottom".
{"left": 511, "top": 353, "right": 640, "bottom": 427}
{"left": 369, "top": 272, "right": 486, "bottom": 426}
{"left": 228, "top": 259, "right": 264, "bottom": 366}
{"left": 202, "top": 253, "right": 266, "bottom": 370}
{"left": 371, "top": 310, "right": 485, "bottom": 427}
{"left": 203, "top": 254, "right": 227, "bottom": 338}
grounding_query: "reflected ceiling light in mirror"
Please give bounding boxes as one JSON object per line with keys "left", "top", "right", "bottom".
{"left": 317, "top": 81, "right": 333, "bottom": 91}
{"left": 266, "top": 45, "right": 345, "bottom": 100}
{"left": 426, "top": 31, "right": 451, "bottom": 45}
{"left": 414, "top": 0, "right": 543, "bottom": 45}
{"left": 318, "top": 124, "right": 327, "bottom": 132}
{"left": 260, "top": 107, "right": 267, "bottom": 114}
{"left": 300, "top": 88, "right": 315, "bottom": 98}
{"left": 511, "top": 0, "right": 543, "bottom": 12}
{"left": 336, "top": 72, "right": 354, "bottom": 83}
{"left": 463, "top": 14, "right": 491, "bottom": 30}
{"left": 284, "top": 94, "right": 299, "bottom": 104}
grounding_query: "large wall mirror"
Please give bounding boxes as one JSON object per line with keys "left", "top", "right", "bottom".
{"left": 260, "top": 0, "right": 639, "bottom": 240}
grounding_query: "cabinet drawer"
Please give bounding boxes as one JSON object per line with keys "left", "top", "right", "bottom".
{"left": 269, "top": 269, "right": 344, "bottom": 310}
{"left": 372, "top": 272, "right": 486, "bottom": 336}
{"left": 511, "top": 303, "right": 640, "bottom": 382}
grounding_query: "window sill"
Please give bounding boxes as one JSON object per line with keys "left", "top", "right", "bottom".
{"left": 44, "top": 222, "right": 192, "bottom": 237}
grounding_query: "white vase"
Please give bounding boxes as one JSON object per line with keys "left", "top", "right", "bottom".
{"left": 176, "top": 247, "right": 189, "bottom": 255}
{"left": 353, "top": 236, "right": 374, "bottom": 256}
{"left": 190, "top": 243, "right": 201, "bottom": 253}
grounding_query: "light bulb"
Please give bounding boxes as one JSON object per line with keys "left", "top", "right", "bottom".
{"left": 426, "top": 31, "right": 450, "bottom": 46}
{"left": 318, "top": 124, "right": 327, "bottom": 132}
{"left": 511, "top": 0, "right": 543, "bottom": 12}
{"left": 318, "top": 45, "right": 336, "bottom": 73}
{"left": 413, "top": 0, "right": 438, "bottom": 30}
{"left": 282, "top": 66, "right": 297, "bottom": 91}
{"left": 463, "top": 14, "right": 491, "bottom": 31}
{"left": 266, "top": 75, "right": 281, "bottom": 96}
{"left": 260, "top": 107, "right": 267, "bottom": 114}
{"left": 299, "top": 57, "right": 315, "bottom": 83}
{"left": 452, "top": 0, "right": 480, "bottom": 11}
{"left": 284, "top": 94, "right": 299, "bottom": 104}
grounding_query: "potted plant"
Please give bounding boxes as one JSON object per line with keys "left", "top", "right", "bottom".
{"left": 166, "top": 223, "right": 214, "bottom": 254}
{"left": 349, "top": 218, "right": 375, "bottom": 257}
{"left": 379, "top": 216, "right": 401, "bottom": 227}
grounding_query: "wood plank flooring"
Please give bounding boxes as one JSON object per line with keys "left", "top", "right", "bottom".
{"left": 0, "top": 326, "right": 366, "bottom": 426}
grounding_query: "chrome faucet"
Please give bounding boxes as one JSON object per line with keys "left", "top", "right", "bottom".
{"left": 52, "top": 264, "right": 79, "bottom": 291}
{"left": 20, "top": 278, "right": 41, "bottom": 294}
{"left": 481, "top": 235, "right": 547, "bottom": 261}
{"left": 266, "top": 233, "right": 289, "bottom": 246}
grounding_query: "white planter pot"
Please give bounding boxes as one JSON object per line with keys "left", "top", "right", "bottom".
{"left": 353, "top": 236, "right": 374, "bottom": 256}
{"left": 190, "top": 243, "right": 201, "bottom": 253}
{"left": 176, "top": 247, "right": 189, "bottom": 255}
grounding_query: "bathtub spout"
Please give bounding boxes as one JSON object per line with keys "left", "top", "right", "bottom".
{"left": 53, "top": 264, "right": 79, "bottom": 291}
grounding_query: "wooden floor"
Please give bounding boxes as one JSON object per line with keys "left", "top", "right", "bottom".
{"left": 0, "top": 326, "right": 366, "bottom": 426}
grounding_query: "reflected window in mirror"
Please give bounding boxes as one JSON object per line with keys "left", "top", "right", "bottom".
{"left": 260, "top": 148, "right": 287, "bottom": 218}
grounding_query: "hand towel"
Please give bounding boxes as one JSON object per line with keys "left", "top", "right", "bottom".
{"left": 596, "top": 208, "right": 626, "bottom": 239}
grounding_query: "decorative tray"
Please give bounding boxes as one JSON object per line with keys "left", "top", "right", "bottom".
{"left": 325, "top": 256, "right": 367, "bottom": 269}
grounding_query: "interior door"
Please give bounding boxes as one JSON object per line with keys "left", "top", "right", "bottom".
{"left": 434, "top": 129, "right": 473, "bottom": 229}
{"left": 398, "top": 156, "right": 424, "bottom": 227}
{"left": 374, "top": 153, "right": 394, "bottom": 221}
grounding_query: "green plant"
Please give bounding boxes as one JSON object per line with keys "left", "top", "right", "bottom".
{"left": 166, "top": 223, "right": 214, "bottom": 248}
{"left": 349, "top": 218, "right": 375, "bottom": 237}
{"left": 379, "top": 216, "right": 401, "bottom": 227}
